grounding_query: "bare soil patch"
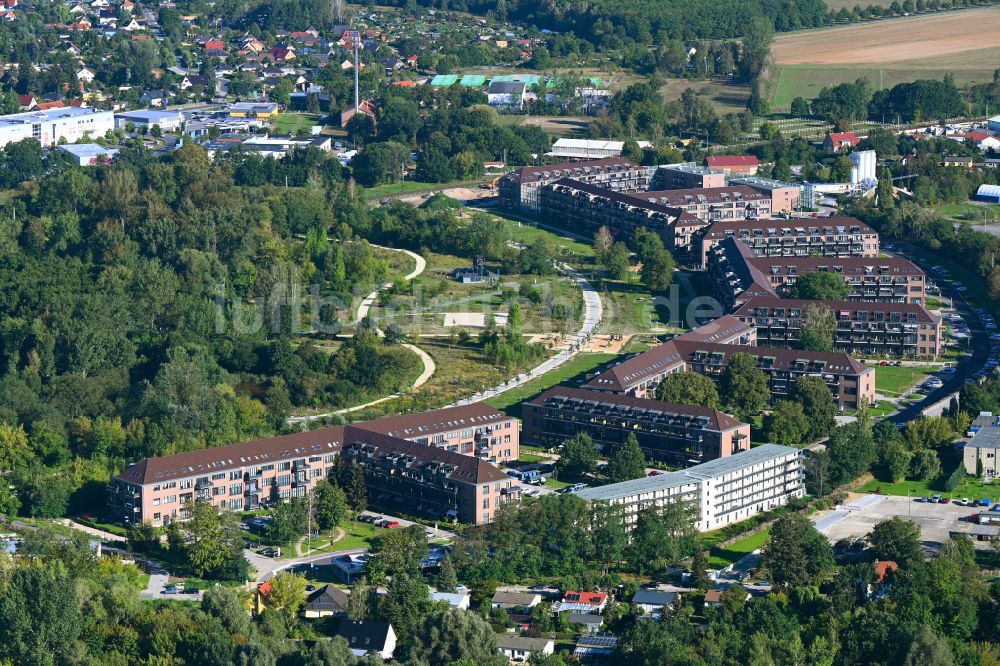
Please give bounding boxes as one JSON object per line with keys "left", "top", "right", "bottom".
{"left": 772, "top": 8, "right": 1000, "bottom": 66}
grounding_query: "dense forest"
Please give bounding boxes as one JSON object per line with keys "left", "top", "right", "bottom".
{"left": 0, "top": 136, "right": 536, "bottom": 521}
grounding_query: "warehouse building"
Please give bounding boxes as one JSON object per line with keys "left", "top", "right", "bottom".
{"left": 576, "top": 444, "right": 805, "bottom": 531}
{"left": 733, "top": 296, "right": 943, "bottom": 359}
{"left": 521, "top": 387, "right": 751, "bottom": 467}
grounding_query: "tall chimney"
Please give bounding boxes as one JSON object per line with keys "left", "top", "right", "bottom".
{"left": 354, "top": 41, "right": 360, "bottom": 114}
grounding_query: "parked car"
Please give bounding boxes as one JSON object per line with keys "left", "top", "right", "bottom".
{"left": 958, "top": 498, "right": 970, "bottom": 506}
{"left": 258, "top": 547, "right": 274, "bottom": 556}
{"left": 931, "top": 494, "right": 942, "bottom": 503}
{"left": 940, "top": 498, "right": 951, "bottom": 504}
{"left": 383, "top": 521, "right": 401, "bottom": 529}
{"left": 162, "top": 587, "right": 178, "bottom": 595}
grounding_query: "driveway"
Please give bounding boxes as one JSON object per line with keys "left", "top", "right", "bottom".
{"left": 884, "top": 245, "right": 990, "bottom": 422}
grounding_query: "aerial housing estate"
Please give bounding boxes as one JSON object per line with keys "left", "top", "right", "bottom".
{"left": 108, "top": 403, "right": 520, "bottom": 526}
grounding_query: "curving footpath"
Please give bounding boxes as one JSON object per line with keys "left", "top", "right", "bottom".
{"left": 450, "top": 261, "right": 603, "bottom": 407}
{"left": 287, "top": 246, "right": 433, "bottom": 426}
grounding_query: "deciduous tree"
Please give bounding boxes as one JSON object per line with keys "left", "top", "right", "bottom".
{"left": 655, "top": 372, "right": 721, "bottom": 408}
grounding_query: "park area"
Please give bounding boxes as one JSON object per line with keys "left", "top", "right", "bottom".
{"left": 767, "top": 7, "right": 1000, "bottom": 109}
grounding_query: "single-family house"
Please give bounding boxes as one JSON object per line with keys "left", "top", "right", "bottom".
{"left": 76, "top": 66, "right": 95, "bottom": 83}
{"left": 867, "top": 560, "right": 899, "bottom": 600}
{"left": 120, "top": 17, "right": 140, "bottom": 30}
{"left": 205, "top": 39, "right": 225, "bottom": 55}
{"left": 496, "top": 636, "right": 555, "bottom": 664}
{"left": 340, "top": 98, "right": 376, "bottom": 128}
{"left": 335, "top": 621, "right": 396, "bottom": 660}
{"left": 430, "top": 591, "right": 471, "bottom": 610}
{"left": 17, "top": 94, "right": 36, "bottom": 110}
{"left": 556, "top": 591, "right": 608, "bottom": 613}
{"left": 631, "top": 589, "right": 677, "bottom": 617}
{"left": 567, "top": 613, "right": 603, "bottom": 633}
{"left": 303, "top": 585, "right": 350, "bottom": 618}
{"left": 139, "top": 89, "right": 169, "bottom": 108}
{"left": 491, "top": 590, "right": 542, "bottom": 610}
{"left": 824, "top": 131, "right": 860, "bottom": 151}
{"left": 704, "top": 585, "right": 750, "bottom": 608}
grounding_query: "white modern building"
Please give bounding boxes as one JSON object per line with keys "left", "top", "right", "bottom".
{"left": 576, "top": 444, "right": 805, "bottom": 531}
{"left": 59, "top": 143, "right": 118, "bottom": 165}
{"left": 0, "top": 107, "right": 115, "bottom": 148}
{"left": 114, "top": 110, "right": 184, "bottom": 132}
{"left": 548, "top": 138, "right": 652, "bottom": 160}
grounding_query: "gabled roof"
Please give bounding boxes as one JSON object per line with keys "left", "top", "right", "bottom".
{"left": 734, "top": 296, "right": 939, "bottom": 325}
{"left": 526, "top": 386, "right": 745, "bottom": 432}
{"left": 305, "top": 584, "right": 350, "bottom": 613}
{"left": 632, "top": 589, "right": 677, "bottom": 605}
{"left": 827, "top": 131, "right": 859, "bottom": 147}
{"left": 355, "top": 403, "right": 511, "bottom": 440}
{"left": 563, "top": 591, "right": 607, "bottom": 605}
{"left": 706, "top": 155, "right": 759, "bottom": 168}
{"left": 506, "top": 158, "right": 641, "bottom": 185}
{"left": 873, "top": 560, "right": 898, "bottom": 583}
{"left": 700, "top": 215, "right": 877, "bottom": 241}
{"left": 335, "top": 621, "right": 393, "bottom": 652}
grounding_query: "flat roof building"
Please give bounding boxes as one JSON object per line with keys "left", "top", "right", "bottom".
{"left": 548, "top": 138, "right": 652, "bottom": 160}
{"left": 59, "top": 142, "right": 118, "bottom": 165}
{"left": 521, "top": 387, "right": 750, "bottom": 467}
{"left": 652, "top": 163, "right": 728, "bottom": 190}
{"left": 576, "top": 444, "right": 804, "bottom": 531}
{"left": 114, "top": 110, "right": 184, "bottom": 131}
{"left": 0, "top": 107, "right": 115, "bottom": 147}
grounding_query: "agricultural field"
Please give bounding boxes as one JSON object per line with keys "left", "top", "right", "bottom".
{"left": 768, "top": 7, "right": 1000, "bottom": 109}
{"left": 661, "top": 77, "right": 751, "bottom": 115}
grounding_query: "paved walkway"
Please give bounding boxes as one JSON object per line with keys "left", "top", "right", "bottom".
{"left": 288, "top": 246, "right": 434, "bottom": 425}
{"left": 449, "top": 261, "right": 603, "bottom": 407}
{"left": 59, "top": 519, "right": 126, "bottom": 543}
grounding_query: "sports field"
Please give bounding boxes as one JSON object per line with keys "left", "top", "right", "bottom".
{"left": 769, "top": 8, "right": 1000, "bottom": 109}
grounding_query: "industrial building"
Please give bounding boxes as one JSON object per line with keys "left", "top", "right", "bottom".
{"left": 107, "top": 403, "right": 519, "bottom": 526}
{"left": 521, "top": 387, "right": 751, "bottom": 467}
{"left": 498, "top": 158, "right": 651, "bottom": 212}
{"left": 575, "top": 444, "right": 805, "bottom": 532}
{"left": 697, "top": 216, "right": 880, "bottom": 268}
{"left": 114, "top": 110, "right": 184, "bottom": 132}
{"left": 0, "top": 107, "right": 115, "bottom": 148}
{"left": 733, "top": 296, "right": 943, "bottom": 359}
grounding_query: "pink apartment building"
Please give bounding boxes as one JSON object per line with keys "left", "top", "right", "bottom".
{"left": 107, "top": 403, "right": 519, "bottom": 527}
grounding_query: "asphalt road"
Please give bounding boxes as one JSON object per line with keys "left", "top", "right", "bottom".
{"left": 887, "top": 243, "right": 990, "bottom": 423}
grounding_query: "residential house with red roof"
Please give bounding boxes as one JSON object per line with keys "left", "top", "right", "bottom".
{"left": 824, "top": 131, "right": 860, "bottom": 151}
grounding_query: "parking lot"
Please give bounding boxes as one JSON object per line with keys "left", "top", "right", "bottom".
{"left": 814, "top": 494, "right": 993, "bottom": 554}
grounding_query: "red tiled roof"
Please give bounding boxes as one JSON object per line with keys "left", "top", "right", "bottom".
{"left": 827, "top": 132, "right": 859, "bottom": 148}
{"left": 564, "top": 591, "right": 607, "bottom": 605}
{"left": 874, "top": 560, "right": 898, "bottom": 583}
{"left": 706, "top": 155, "right": 759, "bottom": 168}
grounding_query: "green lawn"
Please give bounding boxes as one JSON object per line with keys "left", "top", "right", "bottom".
{"left": 270, "top": 112, "right": 320, "bottom": 135}
{"left": 511, "top": 453, "right": 546, "bottom": 465}
{"left": 855, "top": 475, "right": 998, "bottom": 502}
{"left": 708, "top": 528, "right": 771, "bottom": 569}
{"left": 545, "top": 477, "right": 571, "bottom": 490}
{"left": 363, "top": 179, "right": 481, "bottom": 200}
{"left": 484, "top": 352, "right": 617, "bottom": 415}
{"left": 334, "top": 520, "right": 382, "bottom": 551}
{"left": 504, "top": 220, "right": 596, "bottom": 261}
{"left": 868, "top": 399, "right": 897, "bottom": 418}
{"left": 874, "top": 365, "right": 934, "bottom": 397}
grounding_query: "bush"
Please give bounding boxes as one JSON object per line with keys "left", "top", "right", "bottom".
{"left": 942, "top": 464, "right": 966, "bottom": 492}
